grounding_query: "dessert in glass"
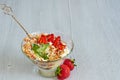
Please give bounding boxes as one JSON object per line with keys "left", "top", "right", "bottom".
{"left": 21, "top": 32, "right": 74, "bottom": 77}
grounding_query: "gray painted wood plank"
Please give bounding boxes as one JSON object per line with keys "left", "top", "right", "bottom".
{"left": 0, "top": 0, "right": 120, "bottom": 80}
{"left": 0, "top": 0, "right": 70, "bottom": 80}
{"left": 70, "top": 0, "right": 120, "bottom": 80}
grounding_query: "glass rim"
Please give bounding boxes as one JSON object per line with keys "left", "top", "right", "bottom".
{"left": 21, "top": 31, "right": 74, "bottom": 62}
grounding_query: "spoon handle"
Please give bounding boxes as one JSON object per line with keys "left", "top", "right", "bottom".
{"left": 11, "top": 15, "right": 31, "bottom": 38}
{"left": 0, "top": 4, "right": 31, "bottom": 39}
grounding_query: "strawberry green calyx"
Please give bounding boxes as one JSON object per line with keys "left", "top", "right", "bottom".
{"left": 71, "top": 59, "right": 77, "bottom": 66}
{"left": 55, "top": 66, "right": 61, "bottom": 76}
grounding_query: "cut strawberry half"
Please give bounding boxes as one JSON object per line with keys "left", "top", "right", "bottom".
{"left": 53, "top": 36, "right": 61, "bottom": 47}
{"left": 47, "top": 34, "right": 54, "bottom": 43}
{"left": 37, "top": 34, "right": 47, "bottom": 44}
{"left": 58, "top": 42, "right": 66, "bottom": 50}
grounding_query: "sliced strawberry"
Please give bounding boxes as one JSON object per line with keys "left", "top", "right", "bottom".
{"left": 37, "top": 34, "right": 47, "bottom": 44}
{"left": 58, "top": 42, "right": 66, "bottom": 50}
{"left": 47, "top": 34, "right": 54, "bottom": 43}
{"left": 56, "top": 64, "right": 70, "bottom": 79}
{"left": 53, "top": 36, "right": 61, "bottom": 47}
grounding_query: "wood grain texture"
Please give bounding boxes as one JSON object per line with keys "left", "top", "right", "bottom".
{"left": 0, "top": 0, "right": 120, "bottom": 80}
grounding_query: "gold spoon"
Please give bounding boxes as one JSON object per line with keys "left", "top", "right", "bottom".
{"left": 0, "top": 4, "right": 31, "bottom": 39}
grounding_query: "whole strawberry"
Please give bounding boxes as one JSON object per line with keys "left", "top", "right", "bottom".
{"left": 55, "top": 64, "right": 70, "bottom": 80}
{"left": 63, "top": 59, "right": 76, "bottom": 71}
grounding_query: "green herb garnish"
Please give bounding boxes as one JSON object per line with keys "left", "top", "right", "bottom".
{"left": 32, "top": 44, "right": 49, "bottom": 60}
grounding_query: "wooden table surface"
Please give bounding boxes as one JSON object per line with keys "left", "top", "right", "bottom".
{"left": 0, "top": 0, "right": 120, "bottom": 80}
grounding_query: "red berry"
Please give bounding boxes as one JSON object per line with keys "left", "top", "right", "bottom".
{"left": 47, "top": 34, "right": 54, "bottom": 42}
{"left": 56, "top": 64, "right": 70, "bottom": 79}
{"left": 58, "top": 42, "right": 66, "bottom": 50}
{"left": 53, "top": 36, "right": 61, "bottom": 47}
{"left": 37, "top": 34, "right": 47, "bottom": 44}
{"left": 63, "top": 59, "right": 75, "bottom": 71}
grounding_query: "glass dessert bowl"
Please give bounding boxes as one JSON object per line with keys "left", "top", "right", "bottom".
{"left": 21, "top": 32, "right": 74, "bottom": 77}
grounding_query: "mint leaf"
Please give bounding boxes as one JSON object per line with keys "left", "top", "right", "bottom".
{"left": 32, "top": 44, "right": 40, "bottom": 53}
{"left": 32, "top": 44, "right": 49, "bottom": 60}
{"left": 41, "top": 53, "right": 49, "bottom": 60}
{"left": 37, "top": 44, "right": 49, "bottom": 53}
